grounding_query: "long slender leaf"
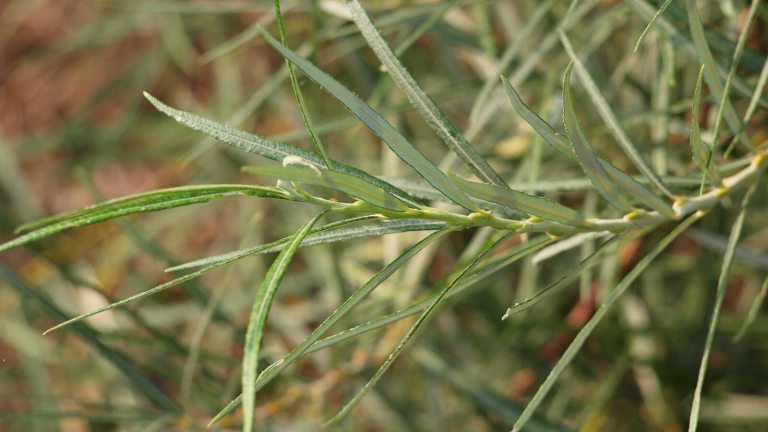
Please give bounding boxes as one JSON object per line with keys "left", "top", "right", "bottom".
{"left": 209, "top": 229, "right": 452, "bottom": 425}
{"left": 690, "top": 65, "right": 721, "bottom": 184}
{"left": 733, "top": 275, "right": 768, "bottom": 342}
{"left": 560, "top": 32, "right": 673, "bottom": 198}
{"left": 168, "top": 218, "right": 447, "bottom": 271}
{"left": 562, "top": 62, "right": 633, "bottom": 212}
{"left": 273, "top": 0, "right": 331, "bottom": 167}
{"left": 511, "top": 214, "right": 700, "bottom": 432}
{"left": 346, "top": 0, "right": 507, "bottom": 188}
{"left": 685, "top": 0, "right": 748, "bottom": 150}
{"left": 502, "top": 235, "right": 618, "bottom": 318}
{"left": 143, "top": 93, "right": 422, "bottom": 208}
{"left": 688, "top": 183, "right": 755, "bottom": 432}
{"left": 326, "top": 232, "right": 514, "bottom": 425}
{"left": 449, "top": 174, "right": 586, "bottom": 226}
{"left": 0, "top": 265, "right": 179, "bottom": 412}
{"left": 256, "top": 27, "right": 478, "bottom": 211}
{"left": 500, "top": 77, "right": 675, "bottom": 218}
{"left": 242, "top": 211, "right": 325, "bottom": 432}
{"left": 244, "top": 164, "right": 409, "bottom": 211}
{"left": 633, "top": 0, "right": 673, "bottom": 52}
{"left": 2, "top": 185, "right": 289, "bottom": 253}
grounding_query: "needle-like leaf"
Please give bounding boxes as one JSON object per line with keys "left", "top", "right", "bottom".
{"left": 632, "top": 0, "right": 673, "bottom": 52}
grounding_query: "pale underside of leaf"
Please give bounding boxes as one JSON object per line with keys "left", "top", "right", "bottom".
{"left": 143, "top": 92, "right": 422, "bottom": 208}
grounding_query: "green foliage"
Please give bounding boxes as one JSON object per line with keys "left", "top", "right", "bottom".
{"left": 2, "top": 1, "right": 768, "bottom": 431}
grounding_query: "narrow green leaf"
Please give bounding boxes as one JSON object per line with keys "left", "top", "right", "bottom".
{"left": 143, "top": 92, "right": 422, "bottom": 208}
{"left": 511, "top": 214, "right": 700, "bottom": 432}
{"left": 685, "top": 0, "right": 748, "bottom": 150}
{"left": 326, "top": 232, "right": 514, "bottom": 425}
{"left": 632, "top": 0, "right": 673, "bottom": 52}
{"left": 560, "top": 31, "right": 672, "bottom": 198}
{"left": 273, "top": 0, "right": 331, "bottom": 167}
{"left": 689, "top": 184, "right": 756, "bottom": 432}
{"left": 733, "top": 275, "right": 768, "bottom": 342}
{"left": 562, "top": 62, "right": 633, "bottom": 212}
{"left": 209, "top": 229, "right": 452, "bottom": 425}
{"left": 500, "top": 76, "right": 675, "bottom": 220}
{"left": 0, "top": 265, "right": 179, "bottom": 412}
{"left": 242, "top": 211, "right": 325, "bottom": 432}
{"left": 449, "top": 174, "right": 586, "bottom": 226}
{"left": 2, "top": 185, "right": 289, "bottom": 253}
{"left": 346, "top": 0, "right": 507, "bottom": 188}
{"left": 502, "top": 235, "right": 618, "bottom": 318}
{"left": 244, "top": 164, "right": 409, "bottom": 211}
{"left": 690, "top": 65, "right": 722, "bottom": 184}
{"left": 167, "top": 218, "right": 447, "bottom": 272}
{"left": 725, "top": 55, "right": 768, "bottom": 156}
{"left": 256, "top": 27, "right": 478, "bottom": 211}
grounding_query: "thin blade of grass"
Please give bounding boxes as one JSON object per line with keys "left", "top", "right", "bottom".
{"left": 733, "top": 275, "right": 768, "bottom": 342}
{"left": 242, "top": 211, "right": 326, "bottom": 432}
{"left": 688, "top": 183, "right": 756, "bottom": 432}
{"left": 685, "top": 0, "right": 748, "bottom": 151}
{"left": 690, "top": 65, "right": 722, "bottom": 186}
{"left": 2, "top": 185, "right": 289, "bottom": 253}
{"left": 0, "top": 265, "right": 179, "bottom": 412}
{"left": 715, "top": 0, "right": 761, "bottom": 158}
{"left": 449, "top": 174, "right": 586, "bottom": 226}
{"left": 325, "top": 232, "right": 514, "bottom": 426}
{"left": 560, "top": 32, "right": 673, "bottom": 198}
{"left": 511, "top": 214, "right": 701, "bottom": 432}
{"left": 244, "top": 165, "right": 409, "bottom": 211}
{"left": 273, "top": 0, "right": 330, "bottom": 167}
{"left": 256, "top": 27, "right": 477, "bottom": 211}
{"left": 500, "top": 76, "right": 675, "bottom": 218}
{"left": 346, "top": 0, "right": 507, "bottom": 188}
{"left": 167, "top": 218, "right": 446, "bottom": 271}
{"left": 724, "top": 55, "right": 768, "bottom": 156}
{"left": 633, "top": 0, "right": 673, "bottom": 52}
{"left": 208, "top": 228, "right": 452, "bottom": 426}
{"left": 562, "top": 62, "right": 633, "bottom": 212}
{"left": 469, "top": 0, "right": 554, "bottom": 125}
{"left": 143, "top": 93, "right": 422, "bottom": 208}
{"left": 502, "top": 235, "right": 618, "bottom": 318}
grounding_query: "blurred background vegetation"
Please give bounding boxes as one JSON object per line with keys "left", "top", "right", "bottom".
{"left": 1, "top": 0, "right": 767, "bottom": 431}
